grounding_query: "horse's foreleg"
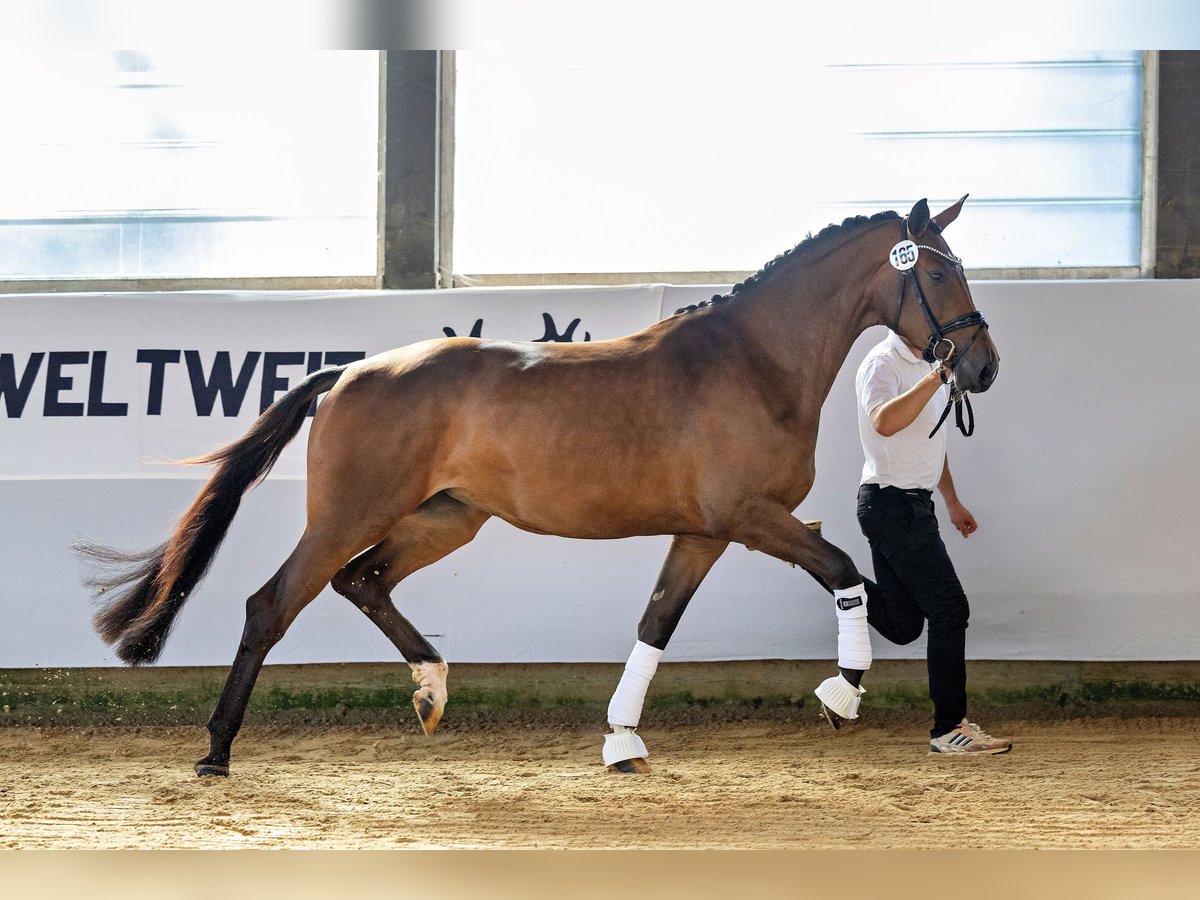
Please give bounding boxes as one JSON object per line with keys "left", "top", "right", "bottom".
{"left": 724, "top": 503, "right": 872, "bottom": 727}
{"left": 605, "top": 535, "right": 728, "bottom": 773}
{"left": 331, "top": 493, "right": 490, "bottom": 736}
{"left": 196, "top": 528, "right": 362, "bottom": 777}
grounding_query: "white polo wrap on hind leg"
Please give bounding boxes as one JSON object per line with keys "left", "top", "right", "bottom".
{"left": 833, "top": 584, "right": 872, "bottom": 670}
{"left": 814, "top": 585, "right": 871, "bottom": 720}
{"left": 606, "top": 641, "right": 663, "bottom": 728}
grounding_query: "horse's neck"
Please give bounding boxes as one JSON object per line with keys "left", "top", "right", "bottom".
{"left": 733, "top": 237, "right": 885, "bottom": 407}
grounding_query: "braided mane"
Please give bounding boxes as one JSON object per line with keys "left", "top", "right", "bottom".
{"left": 673, "top": 209, "right": 901, "bottom": 315}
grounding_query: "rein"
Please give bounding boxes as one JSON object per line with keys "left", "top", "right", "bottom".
{"left": 892, "top": 218, "right": 988, "bottom": 438}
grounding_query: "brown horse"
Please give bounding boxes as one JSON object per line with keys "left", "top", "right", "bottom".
{"left": 77, "top": 197, "right": 998, "bottom": 777}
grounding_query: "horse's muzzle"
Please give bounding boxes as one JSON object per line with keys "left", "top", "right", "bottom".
{"left": 955, "top": 348, "right": 999, "bottom": 395}
{"left": 958, "top": 331, "right": 1000, "bottom": 394}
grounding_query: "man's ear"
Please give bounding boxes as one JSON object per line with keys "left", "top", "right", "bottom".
{"left": 907, "top": 198, "right": 931, "bottom": 237}
{"left": 933, "top": 194, "right": 969, "bottom": 231}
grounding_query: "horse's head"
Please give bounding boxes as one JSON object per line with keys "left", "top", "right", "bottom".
{"left": 882, "top": 196, "right": 999, "bottom": 395}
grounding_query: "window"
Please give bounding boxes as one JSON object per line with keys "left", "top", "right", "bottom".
{"left": 1, "top": 50, "right": 1147, "bottom": 287}
{"left": 0, "top": 51, "right": 379, "bottom": 280}
{"left": 453, "top": 51, "right": 1144, "bottom": 276}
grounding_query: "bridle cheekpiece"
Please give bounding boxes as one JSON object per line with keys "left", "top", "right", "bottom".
{"left": 890, "top": 217, "right": 988, "bottom": 438}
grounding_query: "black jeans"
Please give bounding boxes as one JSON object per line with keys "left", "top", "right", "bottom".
{"left": 856, "top": 483, "right": 970, "bottom": 738}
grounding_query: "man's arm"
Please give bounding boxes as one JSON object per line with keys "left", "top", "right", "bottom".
{"left": 938, "top": 458, "right": 977, "bottom": 539}
{"left": 869, "top": 366, "right": 947, "bottom": 436}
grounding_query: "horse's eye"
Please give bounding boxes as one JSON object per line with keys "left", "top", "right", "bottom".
{"left": 929, "top": 271, "right": 945, "bottom": 283}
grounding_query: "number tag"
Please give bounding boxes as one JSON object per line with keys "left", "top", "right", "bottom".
{"left": 889, "top": 240, "right": 919, "bottom": 271}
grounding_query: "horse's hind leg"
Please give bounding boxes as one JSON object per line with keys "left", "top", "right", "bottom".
{"left": 724, "top": 500, "right": 872, "bottom": 726}
{"left": 196, "top": 527, "right": 367, "bottom": 777}
{"left": 331, "top": 492, "right": 491, "bottom": 736}
{"left": 605, "top": 535, "right": 728, "bottom": 773}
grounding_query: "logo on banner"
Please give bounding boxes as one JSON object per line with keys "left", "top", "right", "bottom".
{"left": 443, "top": 313, "right": 592, "bottom": 342}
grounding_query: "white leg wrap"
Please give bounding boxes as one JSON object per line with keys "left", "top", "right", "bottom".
{"left": 606, "top": 641, "right": 663, "bottom": 728}
{"left": 834, "top": 584, "right": 872, "bottom": 670}
{"left": 815, "top": 674, "right": 866, "bottom": 720}
{"left": 603, "top": 726, "right": 650, "bottom": 766}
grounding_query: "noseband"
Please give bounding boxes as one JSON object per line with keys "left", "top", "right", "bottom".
{"left": 891, "top": 218, "right": 988, "bottom": 438}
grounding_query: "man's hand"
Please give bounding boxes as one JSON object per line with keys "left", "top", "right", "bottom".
{"left": 945, "top": 499, "right": 977, "bottom": 539}
{"left": 869, "top": 367, "right": 947, "bottom": 437}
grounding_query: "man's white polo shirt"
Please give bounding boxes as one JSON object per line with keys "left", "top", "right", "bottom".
{"left": 856, "top": 330, "right": 948, "bottom": 491}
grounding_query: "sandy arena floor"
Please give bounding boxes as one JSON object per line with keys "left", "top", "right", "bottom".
{"left": 2, "top": 717, "right": 1198, "bottom": 849}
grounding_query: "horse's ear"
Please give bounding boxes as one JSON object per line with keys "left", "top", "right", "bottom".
{"left": 907, "top": 198, "right": 931, "bottom": 237}
{"left": 933, "top": 194, "right": 969, "bottom": 231}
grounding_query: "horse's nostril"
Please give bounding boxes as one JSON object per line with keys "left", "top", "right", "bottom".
{"left": 979, "top": 363, "right": 997, "bottom": 387}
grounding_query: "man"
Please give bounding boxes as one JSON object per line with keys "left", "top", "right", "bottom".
{"left": 845, "top": 328, "right": 1011, "bottom": 754}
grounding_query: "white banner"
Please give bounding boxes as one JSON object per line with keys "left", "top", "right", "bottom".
{"left": 3, "top": 281, "right": 1200, "bottom": 667}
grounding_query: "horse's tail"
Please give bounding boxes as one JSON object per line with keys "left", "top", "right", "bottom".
{"left": 75, "top": 366, "right": 348, "bottom": 666}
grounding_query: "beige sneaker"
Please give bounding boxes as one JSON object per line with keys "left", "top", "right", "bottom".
{"left": 929, "top": 719, "right": 1012, "bottom": 755}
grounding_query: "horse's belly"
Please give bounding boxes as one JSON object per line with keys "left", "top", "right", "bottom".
{"left": 444, "top": 485, "right": 694, "bottom": 540}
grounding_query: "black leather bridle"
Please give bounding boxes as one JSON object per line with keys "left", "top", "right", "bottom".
{"left": 892, "top": 218, "right": 988, "bottom": 438}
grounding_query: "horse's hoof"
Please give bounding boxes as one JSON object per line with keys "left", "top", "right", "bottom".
{"left": 413, "top": 692, "right": 442, "bottom": 736}
{"left": 410, "top": 661, "right": 448, "bottom": 736}
{"left": 194, "top": 761, "right": 229, "bottom": 778}
{"left": 607, "top": 757, "right": 652, "bottom": 774}
{"left": 602, "top": 726, "right": 650, "bottom": 771}
{"left": 819, "top": 702, "right": 846, "bottom": 732}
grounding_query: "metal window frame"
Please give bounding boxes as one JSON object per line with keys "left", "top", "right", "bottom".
{"left": 379, "top": 50, "right": 454, "bottom": 289}
{"left": 0, "top": 50, "right": 1157, "bottom": 294}
{"left": 1140, "top": 50, "right": 1159, "bottom": 278}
